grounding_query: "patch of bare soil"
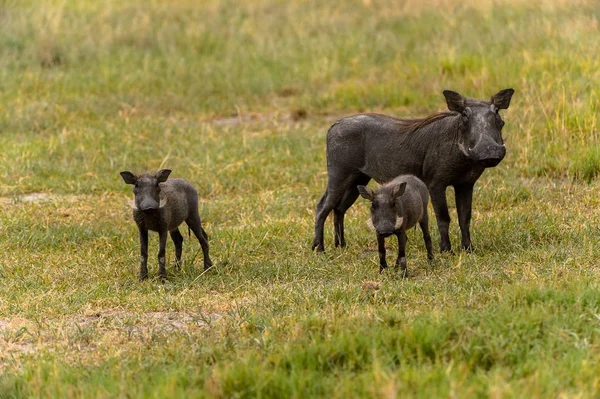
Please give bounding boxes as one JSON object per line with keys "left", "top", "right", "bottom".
{"left": 0, "top": 193, "right": 85, "bottom": 205}
{"left": 73, "top": 309, "right": 221, "bottom": 333}
{"left": 0, "top": 318, "right": 39, "bottom": 372}
{"left": 0, "top": 310, "right": 222, "bottom": 370}
{"left": 207, "top": 110, "right": 341, "bottom": 127}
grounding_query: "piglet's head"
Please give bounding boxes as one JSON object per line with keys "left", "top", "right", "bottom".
{"left": 120, "top": 169, "right": 171, "bottom": 212}
{"left": 358, "top": 182, "right": 406, "bottom": 237}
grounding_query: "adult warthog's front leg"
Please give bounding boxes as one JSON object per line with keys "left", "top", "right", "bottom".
{"left": 454, "top": 183, "right": 474, "bottom": 252}
{"left": 429, "top": 185, "right": 452, "bottom": 253}
{"left": 419, "top": 212, "right": 434, "bottom": 261}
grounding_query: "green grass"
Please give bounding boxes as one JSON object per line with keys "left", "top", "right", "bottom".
{"left": 2, "top": 0, "right": 600, "bottom": 397}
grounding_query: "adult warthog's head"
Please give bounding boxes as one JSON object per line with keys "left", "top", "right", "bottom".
{"left": 444, "top": 88, "right": 514, "bottom": 167}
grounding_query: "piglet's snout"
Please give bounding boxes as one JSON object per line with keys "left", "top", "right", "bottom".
{"left": 139, "top": 199, "right": 159, "bottom": 211}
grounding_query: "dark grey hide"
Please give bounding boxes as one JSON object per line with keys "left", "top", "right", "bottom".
{"left": 312, "top": 88, "right": 514, "bottom": 253}
{"left": 120, "top": 169, "right": 212, "bottom": 280}
{"left": 358, "top": 175, "right": 434, "bottom": 275}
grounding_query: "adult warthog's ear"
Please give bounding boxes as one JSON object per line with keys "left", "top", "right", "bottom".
{"left": 491, "top": 88, "right": 514, "bottom": 109}
{"left": 155, "top": 169, "right": 172, "bottom": 183}
{"left": 392, "top": 182, "right": 407, "bottom": 199}
{"left": 120, "top": 171, "right": 137, "bottom": 185}
{"left": 443, "top": 90, "right": 467, "bottom": 112}
{"left": 357, "top": 185, "right": 374, "bottom": 201}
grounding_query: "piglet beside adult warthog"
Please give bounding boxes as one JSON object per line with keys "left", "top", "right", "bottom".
{"left": 358, "top": 175, "right": 434, "bottom": 275}
{"left": 120, "top": 169, "right": 212, "bottom": 280}
{"left": 312, "top": 88, "right": 514, "bottom": 253}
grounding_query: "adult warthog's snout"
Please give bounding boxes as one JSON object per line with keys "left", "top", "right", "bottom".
{"left": 138, "top": 199, "right": 160, "bottom": 212}
{"left": 460, "top": 140, "right": 506, "bottom": 168}
{"left": 475, "top": 143, "right": 506, "bottom": 167}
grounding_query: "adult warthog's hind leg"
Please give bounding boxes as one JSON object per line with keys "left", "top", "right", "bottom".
{"left": 312, "top": 173, "right": 364, "bottom": 253}
{"left": 333, "top": 173, "right": 370, "bottom": 248}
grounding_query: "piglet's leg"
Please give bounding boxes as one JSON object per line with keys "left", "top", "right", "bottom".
{"left": 187, "top": 214, "right": 213, "bottom": 271}
{"left": 377, "top": 234, "right": 388, "bottom": 273}
{"left": 139, "top": 228, "right": 149, "bottom": 281}
{"left": 395, "top": 231, "right": 408, "bottom": 277}
{"left": 170, "top": 228, "right": 184, "bottom": 269}
{"left": 158, "top": 230, "right": 168, "bottom": 279}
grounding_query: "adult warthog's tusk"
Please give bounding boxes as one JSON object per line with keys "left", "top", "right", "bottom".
{"left": 458, "top": 142, "right": 471, "bottom": 157}
{"left": 366, "top": 218, "right": 375, "bottom": 230}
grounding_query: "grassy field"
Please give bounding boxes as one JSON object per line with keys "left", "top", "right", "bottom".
{"left": 2, "top": 0, "right": 600, "bottom": 397}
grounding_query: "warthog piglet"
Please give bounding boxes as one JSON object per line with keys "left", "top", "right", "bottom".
{"left": 120, "top": 169, "right": 212, "bottom": 280}
{"left": 358, "top": 174, "right": 434, "bottom": 276}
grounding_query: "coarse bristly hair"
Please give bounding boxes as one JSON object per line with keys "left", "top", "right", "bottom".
{"left": 396, "top": 111, "right": 459, "bottom": 134}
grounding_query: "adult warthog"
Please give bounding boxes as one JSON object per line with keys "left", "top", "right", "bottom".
{"left": 311, "top": 88, "right": 514, "bottom": 253}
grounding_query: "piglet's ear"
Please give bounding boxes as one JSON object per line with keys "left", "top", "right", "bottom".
{"left": 443, "top": 90, "right": 467, "bottom": 112}
{"left": 155, "top": 169, "right": 172, "bottom": 183}
{"left": 358, "top": 185, "right": 374, "bottom": 201}
{"left": 491, "top": 88, "right": 514, "bottom": 110}
{"left": 392, "top": 182, "right": 407, "bottom": 199}
{"left": 120, "top": 171, "right": 137, "bottom": 185}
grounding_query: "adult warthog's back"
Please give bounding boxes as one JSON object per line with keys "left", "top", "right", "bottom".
{"left": 311, "top": 88, "right": 514, "bottom": 253}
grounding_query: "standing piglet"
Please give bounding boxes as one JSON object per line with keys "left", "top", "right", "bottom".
{"left": 120, "top": 169, "right": 212, "bottom": 280}
{"left": 358, "top": 175, "right": 434, "bottom": 276}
